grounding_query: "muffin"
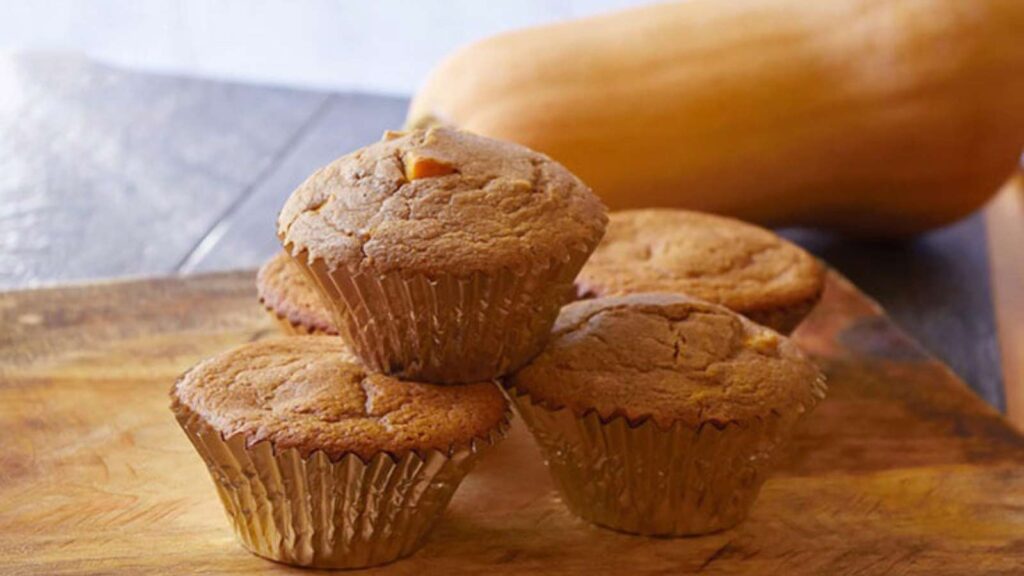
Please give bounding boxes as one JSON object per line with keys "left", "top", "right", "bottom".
{"left": 506, "top": 293, "right": 826, "bottom": 536}
{"left": 171, "top": 337, "right": 510, "bottom": 569}
{"left": 256, "top": 251, "right": 337, "bottom": 335}
{"left": 576, "top": 209, "right": 825, "bottom": 333}
{"left": 277, "top": 127, "right": 607, "bottom": 383}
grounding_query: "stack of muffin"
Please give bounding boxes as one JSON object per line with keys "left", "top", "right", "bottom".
{"left": 171, "top": 128, "right": 827, "bottom": 569}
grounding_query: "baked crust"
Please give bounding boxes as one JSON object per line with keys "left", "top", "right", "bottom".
{"left": 171, "top": 337, "right": 509, "bottom": 460}
{"left": 256, "top": 252, "right": 336, "bottom": 335}
{"left": 576, "top": 209, "right": 824, "bottom": 332}
{"left": 277, "top": 127, "right": 607, "bottom": 274}
{"left": 509, "top": 293, "right": 825, "bottom": 428}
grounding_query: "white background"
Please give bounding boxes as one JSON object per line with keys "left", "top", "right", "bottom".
{"left": 0, "top": 0, "right": 654, "bottom": 95}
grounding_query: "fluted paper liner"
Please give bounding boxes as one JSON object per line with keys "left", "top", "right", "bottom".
{"left": 174, "top": 408, "right": 510, "bottom": 569}
{"left": 508, "top": 381, "right": 826, "bottom": 536}
{"left": 286, "top": 243, "right": 592, "bottom": 383}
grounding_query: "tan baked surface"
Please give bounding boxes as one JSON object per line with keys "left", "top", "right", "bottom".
{"left": 277, "top": 127, "right": 607, "bottom": 274}
{"left": 509, "top": 293, "right": 825, "bottom": 427}
{"left": 576, "top": 209, "right": 824, "bottom": 315}
{"left": 171, "top": 338, "right": 508, "bottom": 459}
{"left": 256, "top": 252, "right": 335, "bottom": 334}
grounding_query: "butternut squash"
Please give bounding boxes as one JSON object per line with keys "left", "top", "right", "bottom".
{"left": 407, "top": 0, "right": 1024, "bottom": 236}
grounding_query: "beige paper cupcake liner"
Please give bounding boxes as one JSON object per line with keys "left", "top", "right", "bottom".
{"left": 507, "top": 383, "right": 824, "bottom": 536}
{"left": 288, "top": 244, "right": 592, "bottom": 383}
{"left": 175, "top": 408, "right": 510, "bottom": 569}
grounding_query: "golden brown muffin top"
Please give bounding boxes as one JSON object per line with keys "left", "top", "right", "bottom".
{"left": 576, "top": 209, "right": 824, "bottom": 316}
{"left": 509, "top": 293, "right": 825, "bottom": 428}
{"left": 256, "top": 252, "right": 336, "bottom": 334}
{"left": 171, "top": 338, "right": 508, "bottom": 460}
{"left": 277, "top": 127, "right": 607, "bottom": 274}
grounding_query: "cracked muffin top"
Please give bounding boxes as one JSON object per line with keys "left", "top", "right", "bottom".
{"left": 277, "top": 127, "right": 607, "bottom": 274}
{"left": 576, "top": 209, "right": 824, "bottom": 316}
{"left": 508, "top": 293, "right": 826, "bottom": 428}
{"left": 171, "top": 337, "right": 508, "bottom": 459}
{"left": 256, "top": 252, "right": 336, "bottom": 334}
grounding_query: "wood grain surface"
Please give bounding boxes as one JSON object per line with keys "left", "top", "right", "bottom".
{"left": 783, "top": 213, "right": 1004, "bottom": 411}
{"left": 1, "top": 270, "right": 1022, "bottom": 575}
{"left": 0, "top": 53, "right": 327, "bottom": 288}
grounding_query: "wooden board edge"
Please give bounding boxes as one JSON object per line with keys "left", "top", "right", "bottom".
{"left": 985, "top": 173, "right": 1024, "bottom": 430}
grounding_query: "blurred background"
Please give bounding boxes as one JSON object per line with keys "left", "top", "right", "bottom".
{"left": 0, "top": 0, "right": 647, "bottom": 94}
{"left": 0, "top": 0, "right": 1019, "bottom": 414}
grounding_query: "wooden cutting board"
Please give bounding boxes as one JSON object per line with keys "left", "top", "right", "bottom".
{"left": 987, "top": 173, "right": 1024, "bottom": 428}
{"left": 1, "top": 270, "right": 1022, "bottom": 575}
